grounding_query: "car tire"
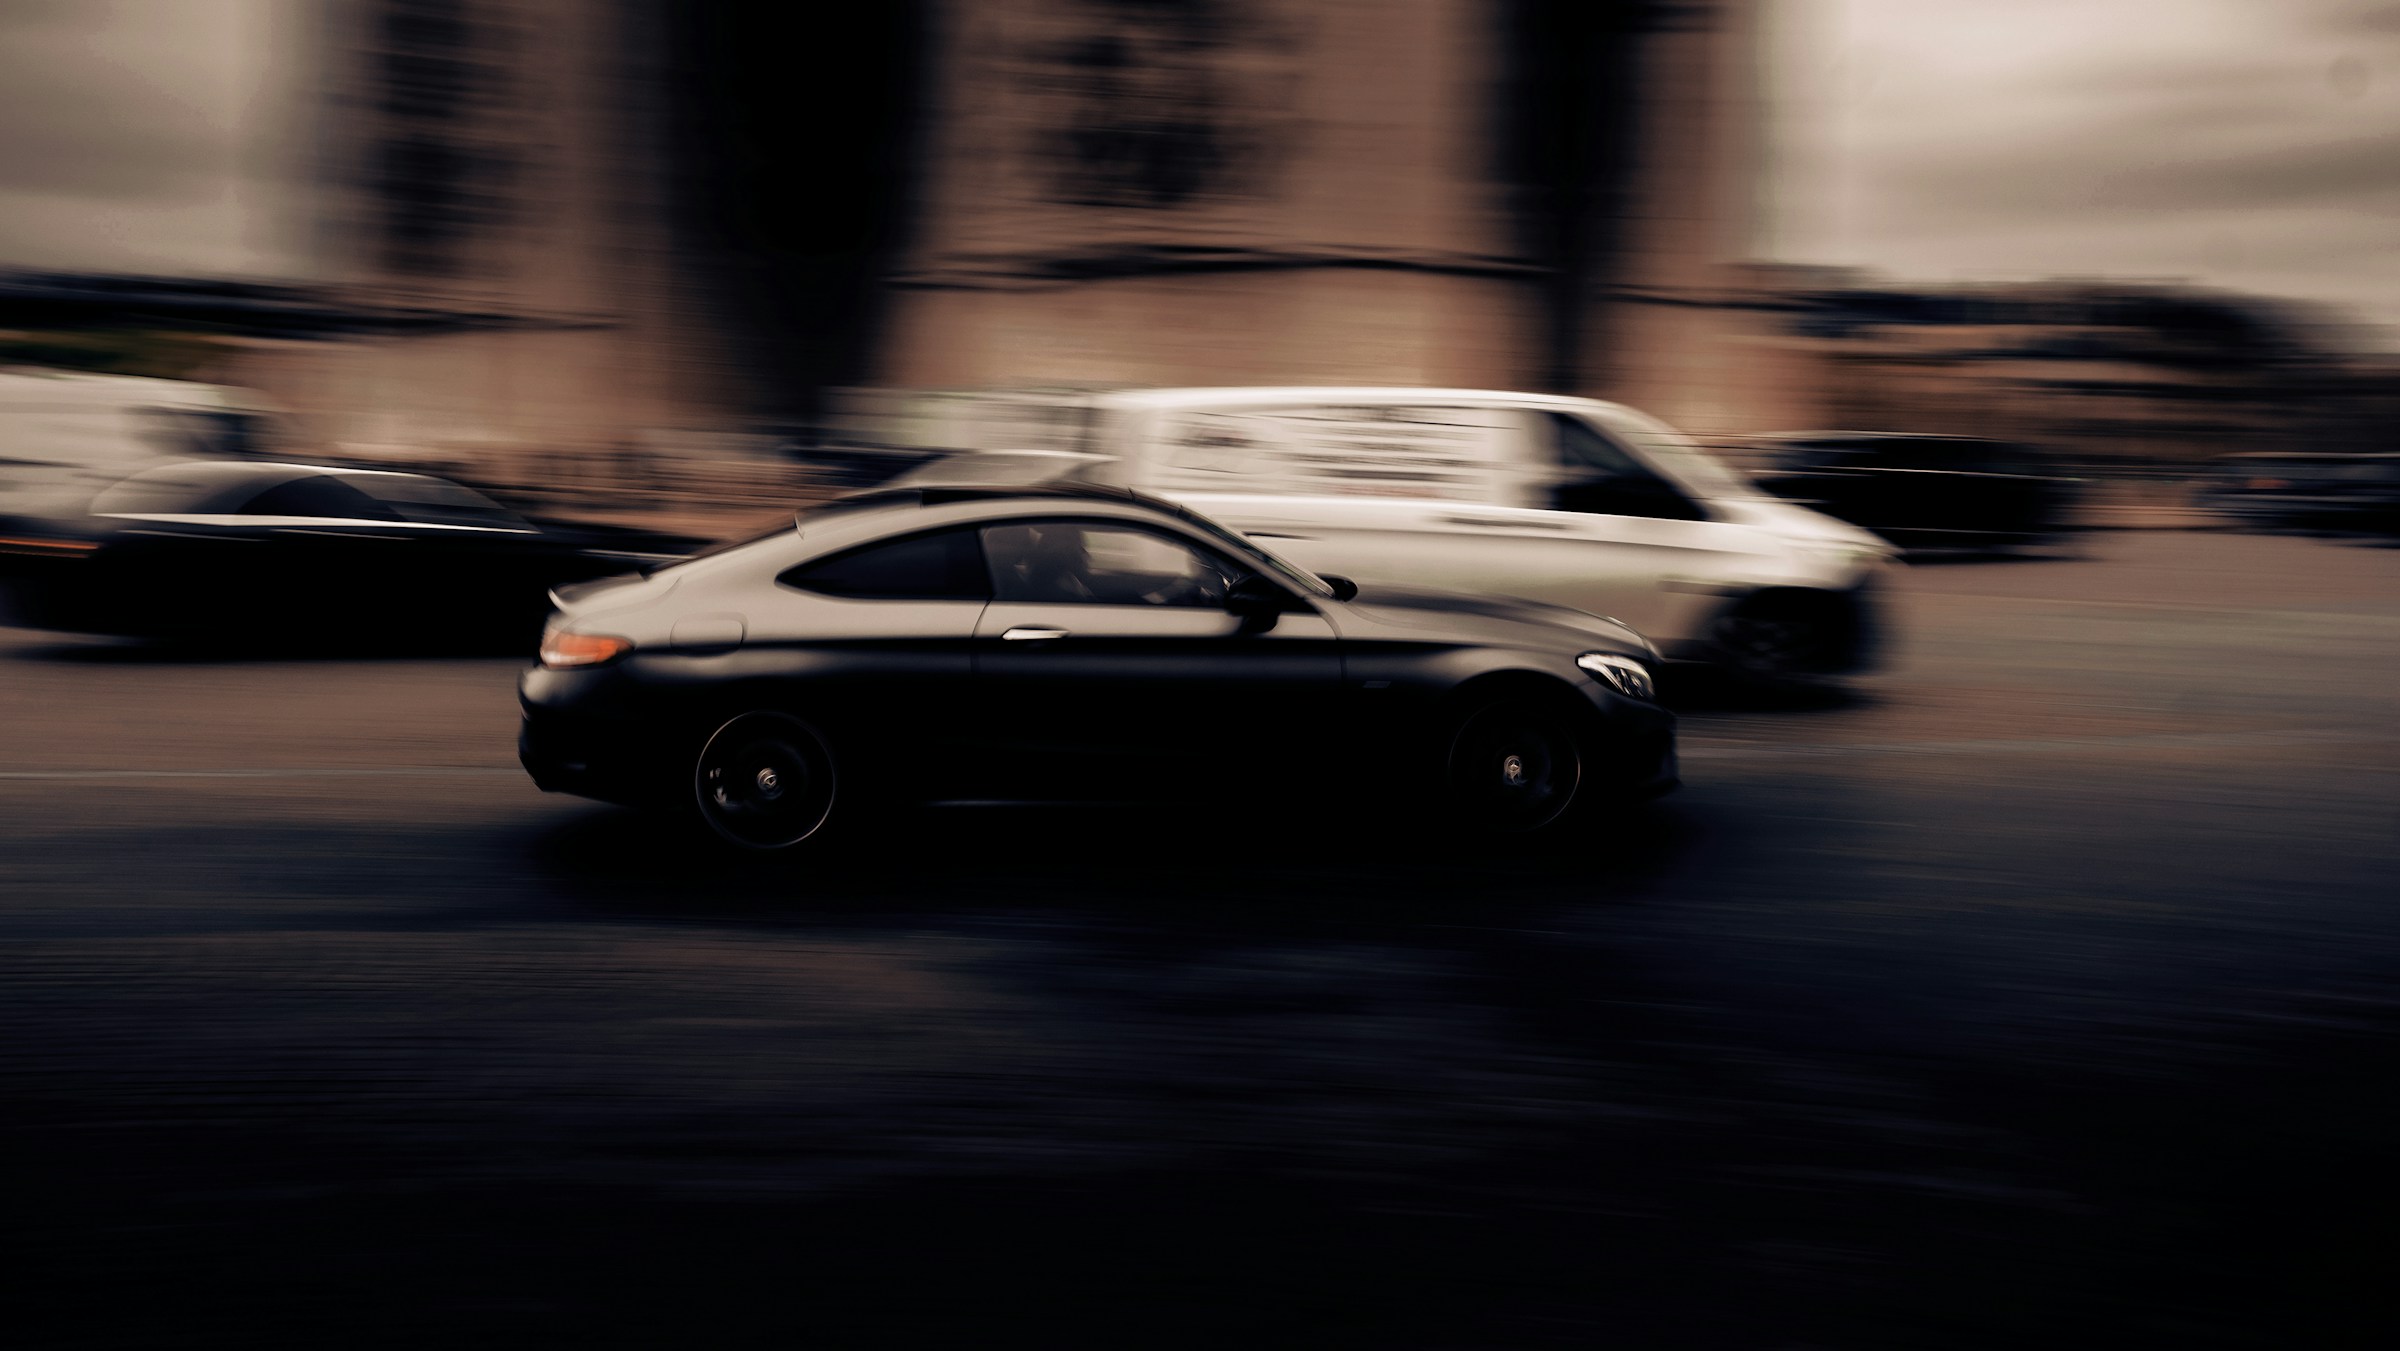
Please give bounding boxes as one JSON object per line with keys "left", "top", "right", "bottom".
{"left": 691, "top": 711, "right": 839, "bottom": 850}
{"left": 1440, "top": 694, "right": 1585, "bottom": 835}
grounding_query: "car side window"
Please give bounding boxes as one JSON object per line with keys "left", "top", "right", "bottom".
{"left": 779, "top": 526, "right": 993, "bottom": 601}
{"left": 239, "top": 476, "right": 402, "bottom": 521}
{"left": 982, "top": 521, "right": 1235, "bottom": 607}
{"left": 342, "top": 475, "right": 529, "bottom": 528}
{"left": 91, "top": 472, "right": 263, "bottom": 515}
{"left": 1545, "top": 414, "right": 1706, "bottom": 521}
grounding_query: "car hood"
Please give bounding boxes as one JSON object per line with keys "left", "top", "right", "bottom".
{"left": 1332, "top": 582, "right": 1654, "bottom": 659}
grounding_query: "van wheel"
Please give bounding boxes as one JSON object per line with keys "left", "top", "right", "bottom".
{"left": 1442, "top": 696, "right": 1583, "bottom": 834}
{"left": 692, "top": 712, "right": 837, "bottom": 849}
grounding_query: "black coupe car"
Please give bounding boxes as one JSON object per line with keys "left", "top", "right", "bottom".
{"left": 0, "top": 459, "right": 695, "bottom": 647}
{"left": 520, "top": 485, "right": 1678, "bottom": 849}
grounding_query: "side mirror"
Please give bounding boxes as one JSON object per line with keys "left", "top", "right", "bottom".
{"left": 1318, "top": 573, "right": 1359, "bottom": 602}
{"left": 1224, "top": 574, "right": 1288, "bottom": 630}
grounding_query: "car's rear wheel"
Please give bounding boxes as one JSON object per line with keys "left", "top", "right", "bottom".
{"left": 692, "top": 712, "right": 837, "bottom": 850}
{"left": 1443, "top": 696, "right": 1583, "bottom": 834}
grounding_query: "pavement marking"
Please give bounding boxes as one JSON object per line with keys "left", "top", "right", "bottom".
{"left": 1682, "top": 727, "right": 2388, "bottom": 762}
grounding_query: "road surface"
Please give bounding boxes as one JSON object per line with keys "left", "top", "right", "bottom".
{"left": 4, "top": 530, "right": 2397, "bottom": 1347}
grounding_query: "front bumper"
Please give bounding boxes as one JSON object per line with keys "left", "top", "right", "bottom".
{"left": 1580, "top": 682, "right": 1680, "bottom": 800}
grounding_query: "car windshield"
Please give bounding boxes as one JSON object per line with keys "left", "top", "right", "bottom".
{"left": 1586, "top": 406, "right": 1760, "bottom": 501}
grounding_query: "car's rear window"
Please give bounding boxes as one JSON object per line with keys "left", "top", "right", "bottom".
{"left": 90, "top": 470, "right": 275, "bottom": 515}
{"left": 779, "top": 526, "right": 993, "bottom": 601}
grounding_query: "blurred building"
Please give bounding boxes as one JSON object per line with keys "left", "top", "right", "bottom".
{"left": 1728, "top": 273, "right": 2371, "bottom": 471}
{"left": 206, "top": 1, "right": 1786, "bottom": 489}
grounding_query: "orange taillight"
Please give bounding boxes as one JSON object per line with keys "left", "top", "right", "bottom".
{"left": 0, "top": 536, "right": 98, "bottom": 556}
{"left": 538, "top": 629, "right": 632, "bottom": 669}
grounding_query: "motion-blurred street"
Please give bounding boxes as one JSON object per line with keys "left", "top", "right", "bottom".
{"left": 6, "top": 528, "right": 2397, "bottom": 1347}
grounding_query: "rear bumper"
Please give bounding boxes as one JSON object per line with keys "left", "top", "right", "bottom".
{"left": 519, "top": 710, "right": 648, "bottom": 807}
{"left": 518, "top": 670, "right": 665, "bottom": 808}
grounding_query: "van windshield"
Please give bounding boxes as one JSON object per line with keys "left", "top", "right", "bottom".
{"left": 1585, "top": 407, "right": 1759, "bottom": 501}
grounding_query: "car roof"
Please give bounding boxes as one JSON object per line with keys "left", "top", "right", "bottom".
{"left": 118, "top": 459, "right": 453, "bottom": 487}
{"left": 112, "top": 459, "right": 326, "bottom": 490}
{"left": 830, "top": 482, "right": 1158, "bottom": 513}
{"left": 794, "top": 482, "right": 1271, "bottom": 550}
{"left": 655, "top": 483, "right": 1233, "bottom": 583}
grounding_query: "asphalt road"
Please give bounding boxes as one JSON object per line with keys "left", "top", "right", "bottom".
{"left": 5, "top": 530, "right": 2399, "bottom": 1348}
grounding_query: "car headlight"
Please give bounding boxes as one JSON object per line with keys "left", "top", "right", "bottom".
{"left": 1578, "top": 652, "right": 1655, "bottom": 701}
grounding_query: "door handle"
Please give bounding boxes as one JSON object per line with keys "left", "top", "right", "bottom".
{"left": 1002, "top": 627, "right": 1069, "bottom": 641}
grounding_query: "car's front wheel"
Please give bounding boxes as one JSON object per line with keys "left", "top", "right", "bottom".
{"left": 1442, "top": 695, "right": 1584, "bottom": 834}
{"left": 691, "top": 712, "right": 838, "bottom": 850}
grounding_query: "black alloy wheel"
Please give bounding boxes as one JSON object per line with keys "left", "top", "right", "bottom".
{"left": 1444, "top": 697, "right": 1583, "bottom": 833}
{"left": 693, "top": 712, "right": 838, "bottom": 849}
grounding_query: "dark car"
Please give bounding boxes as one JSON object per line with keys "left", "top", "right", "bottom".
{"left": 519, "top": 484, "right": 1678, "bottom": 849}
{"left": 1751, "top": 432, "right": 2080, "bottom": 553}
{"left": 2197, "top": 452, "right": 2400, "bottom": 533}
{"left": 0, "top": 460, "right": 695, "bottom": 646}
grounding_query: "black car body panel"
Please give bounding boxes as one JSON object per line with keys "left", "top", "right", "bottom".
{"left": 0, "top": 460, "right": 698, "bottom": 646}
{"left": 1752, "top": 432, "right": 2080, "bottom": 552}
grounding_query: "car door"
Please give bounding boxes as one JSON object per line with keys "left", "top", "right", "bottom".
{"left": 1760, "top": 439, "right": 1879, "bottom": 527}
{"left": 765, "top": 524, "right": 995, "bottom": 779}
{"left": 218, "top": 473, "right": 420, "bottom": 629}
{"left": 969, "top": 516, "right": 1340, "bottom": 796}
{"left": 1945, "top": 440, "right": 2058, "bottom": 541}
{"left": 335, "top": 471, "right": 561, "bottom": 630}
{"left": 1860, "top": 438, "right": 1962, "bottom": 540}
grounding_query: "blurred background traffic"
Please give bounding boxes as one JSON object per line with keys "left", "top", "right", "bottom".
{"left": 7, "top": 2, "right": 2400, "bottom": 1346}
{"left": 3, "top": 0, "right": 2396, "bottom": 548}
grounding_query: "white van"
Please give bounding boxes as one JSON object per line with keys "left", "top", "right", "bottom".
{"left": 899, "top": 387, "right": 1897, "bottom": 683}
{"left": 0, "top": 371, "right": 277, "bottom": 518}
